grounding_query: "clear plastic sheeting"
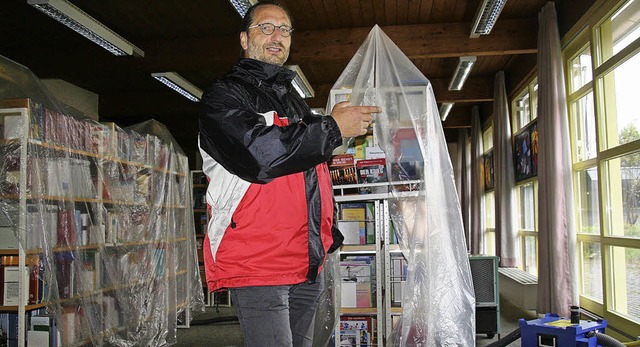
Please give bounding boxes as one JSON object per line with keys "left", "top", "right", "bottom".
{"left": 328, "top": 26, "right": 476, "bottom": 346}
{"left": 312, "top": 251, "right": 340, "bottom": 347}
{"left": 0, "top": 54, "right": 204, "bottom": 346}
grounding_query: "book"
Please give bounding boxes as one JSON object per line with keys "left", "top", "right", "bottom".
{"left": 2, "top": 312, "right": 18, "bottom": 347}
{"left": 353, "top": 136, "right": 371, "bottom": 160}
{"left": 3, "top": 265, "right": 29, "bottom": 306}
{"left": 364, "top": 203, "right": 375, "bottom": 244}
{"left": 77, "top": 251, "right": 98, "bottom": 293}
{"left": 29, "top": 104, "right": 44, "bottom": 142}
{"left": 339, "top": 315, "right": 373, "bottom": 347}
{"left": 37, "top": 256, "right": 46, "bottom": 304}
{"left": 356, "top": 158, "right": 387, "bottom": 194}
{"left": 329, "top": 154, "right": 357, "bottom": 186}
{"left": 356, "top": 158, "right": 387, "bottom": 184}
{"left": 134, "top": 169, "right": 151, "bottom": 203}
{"left": 116, "top": 127, "right": 131, "bottom": 161}
{"left": 340, "top": 257, "right": 373, "bottom": 308}
{"left": 28, "top": 312, "right": 52, "bottom": 347}
{"left": 26, "top": 255, "right": 39, "bottom": 305}
{"left": 56, "top": 207, "right": 77, "bottom": 247}
{"left": 54, "top": 252, "right": 75, "bottom": 299}
{"left": 26, "top": 331, "right": 48, "bottom": 347}
{"left": 339, "top": 203, "right": 366, "bottom": 245}
{"left": 129, "top": 130, "right": 148, "bottom": 163}
{"left": 396, "top": 161, "right": 421, "bottom": 181}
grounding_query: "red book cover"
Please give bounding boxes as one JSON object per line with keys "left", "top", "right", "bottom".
{"left": 57, "top": 208, "right": 77, "bottom": 247}
{"left": 27, "top": 255, "right": 39, "bottom": 305}
{"left": 356, "top": 158, "right": 387, "bottom": 184}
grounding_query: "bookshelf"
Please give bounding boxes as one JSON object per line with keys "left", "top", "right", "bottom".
{"left": 0, "top": 98, "right": 203, "bottom": 346}
{"left": 191, "top": 169, "right": 208, "bottom": 310}
{"left": 333, "top": 181, "right": 420, "bottom": 347}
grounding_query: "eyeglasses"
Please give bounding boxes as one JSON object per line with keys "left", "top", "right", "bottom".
{"left": 247, "top": 23, "right": 294, "bottom": 37}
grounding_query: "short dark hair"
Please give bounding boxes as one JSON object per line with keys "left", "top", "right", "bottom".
{"left": 241, "top": 1, "right": 293, "bottom": 33}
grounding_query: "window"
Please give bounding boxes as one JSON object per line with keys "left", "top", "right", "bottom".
{"left": 483, "top": 125, "right": 495, "bottom": 256}
{"left": 565, "top": 0, "right": 640, "bottom": 334}
{"left": 511, "top": 78, "right": 539, "bottom": 276}
{"left": 512, "top": 78, "right": 538, "bottom": 132}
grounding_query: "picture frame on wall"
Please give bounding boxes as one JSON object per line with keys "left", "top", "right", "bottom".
{"left": 530, "top": 122, "right": 538, "bottom": 177}
{"left": 514, "top": 121, "right": 538, "bottom": 182}
{"left": 484, "top": 150, "right": 494, "bottom": 190}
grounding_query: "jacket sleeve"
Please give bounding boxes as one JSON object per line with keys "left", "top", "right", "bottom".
{"left": 199, "top": 83, "right": 343, "bottom": 183}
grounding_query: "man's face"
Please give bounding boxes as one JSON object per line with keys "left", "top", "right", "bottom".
{"left": 240, "top": 5, "right": 291, "bottom": 66}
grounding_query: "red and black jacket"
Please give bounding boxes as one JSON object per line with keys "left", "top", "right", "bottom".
{"left": 198, "top": 58, "right": 343, "bottom": 291}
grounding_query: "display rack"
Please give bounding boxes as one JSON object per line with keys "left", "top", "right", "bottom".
{"left": 0, "top": 98, "right": 203, "bottom": 346}
{"left": 333, "top": 181, "right": 420, "bottom": 346}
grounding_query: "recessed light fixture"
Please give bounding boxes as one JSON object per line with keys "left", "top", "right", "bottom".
{"left": 439, "top": 102, "right": 454, "bottom": 121}
{"left": 28, "top": 0, "right": 144, "bottom": 57}
{"left": 448, "top": 56, "right": 477, "bottom": 91}
{"left": 152, "top": 72, "right": 203, "bottom": 102}
{"left": 229, "top": 0, "right": 259, "bottom": 17}
{"left": 470, "top": 0, "right": 507, "bottom": 38}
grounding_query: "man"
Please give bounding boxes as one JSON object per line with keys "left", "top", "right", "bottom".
{"left": 198, "top": 1, "right": 379, "bottom": 345}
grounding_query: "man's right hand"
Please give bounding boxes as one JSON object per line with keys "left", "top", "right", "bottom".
{"left": 330, "top": 101, "right": 381, "bottom": 138}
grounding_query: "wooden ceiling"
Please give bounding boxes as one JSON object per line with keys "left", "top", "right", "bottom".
{"left": 0, "top": 0, "right": 594, "bottom": 165}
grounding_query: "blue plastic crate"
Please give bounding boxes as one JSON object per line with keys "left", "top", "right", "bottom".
{"left": 519, "top": 313, "right": 607, "bottom": 347}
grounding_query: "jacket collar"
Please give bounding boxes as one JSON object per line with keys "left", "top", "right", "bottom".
{"left": 232, "top": 58, "right": 296, "bottom": 88}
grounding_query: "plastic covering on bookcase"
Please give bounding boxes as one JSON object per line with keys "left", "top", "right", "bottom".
{"left": 312, "top": 251, "right": 340, "bottom": 346}
{"left": 0, "top": 54, "right": 205, "bottom": 346}
{"left": 327, "top": 26, "right": 476, "bottom": 345}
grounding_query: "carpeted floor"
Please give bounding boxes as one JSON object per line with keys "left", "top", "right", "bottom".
{"left": 174, "top": 298, "right": 531, "bottom": 347}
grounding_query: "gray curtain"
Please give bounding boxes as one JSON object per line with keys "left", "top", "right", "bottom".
{"left": 536, "top": 1, "right": 578, "bottom": 317}
{"left": 493, "top": 71, "right": 519, "bottom": 267}
{"left": 470, "top": 106, "right": 485, "bottom": 255}
{"left": 456, "top": 129, "right": 471, "bottom": 250}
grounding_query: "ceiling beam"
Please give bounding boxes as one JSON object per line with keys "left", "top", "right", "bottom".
{"left": 19, "top": 18, "right": 537, "bottom": 78}
{"left": 289, "top": 18, "right": 537, "bottom": 63}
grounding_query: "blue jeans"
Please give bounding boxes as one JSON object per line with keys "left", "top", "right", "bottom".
{"left": 230, "top": 275, "right": 325, "bottom": 347}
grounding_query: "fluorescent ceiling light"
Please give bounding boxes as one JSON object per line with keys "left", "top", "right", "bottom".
{"left": 229, "top": 0, "right": 259, "bottom": 17}
{"left": 28, "top": 0, "right": 144, "bottom": 57}
{"left": 152, "top": 72, "right": 203, "bottom": 102}
{"left": 285, "top": 65, "right": 315, "bottom": 99}
{"left": 439, "top": 102, "right": 454, "bottom": 121}
{"left": 448, "top": 56, "right": 477, "bottom": 91}
{"left": 470, "top": 0, "right": 507, "bottom": 38}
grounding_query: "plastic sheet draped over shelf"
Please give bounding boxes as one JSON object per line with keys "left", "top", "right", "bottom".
{"left": 0, "top": 54, "right": 205, "bottom": 346}
{"left": 327, "top": 26, "right": 476, "bottom": 346}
